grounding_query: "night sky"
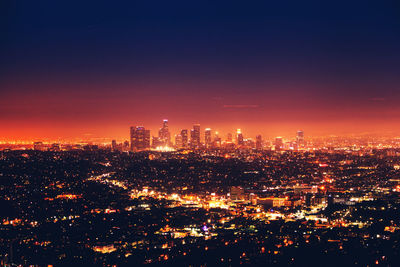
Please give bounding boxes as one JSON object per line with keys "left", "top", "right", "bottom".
{"left": 1, "top": 0, "right": 400, "bottom": 141}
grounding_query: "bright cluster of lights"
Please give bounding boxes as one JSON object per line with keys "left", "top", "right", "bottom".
{"left": 153, "top": 146, "right": 176, "bottom": 152}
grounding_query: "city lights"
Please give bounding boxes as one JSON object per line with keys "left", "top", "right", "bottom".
{"left": 2, "top": 0, "right": 400, "bottom": 266}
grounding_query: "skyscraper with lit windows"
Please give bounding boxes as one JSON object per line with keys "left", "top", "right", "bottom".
{"left": 256, "top": 135, "right": 262, "bottom": 150}
{"left": 175, "top": 134, "right": 183, "bottom": 148}
{"left": 275, "top": 137, "right": 283, "bottom": 151}
{"left": 227, "top": 133, "right": 233, "bottom": 143}
{"left": 297, "top": 130, "right": 304, "bottom": 147}
{"left": 181, "top": 129, "right": 188, "bottom": 148}
{"left": 130, "top": 126, "right": 150, "bottom": 151}
{"left": 237, "top": 129, "right": 244, "bottom": 146}
{"left": 205, "top": 128, "right": 212, "bottom": 148}
{"left": 158, "top": 119, "right": 171, "bottom": 146}
{"left": 190, "top": 124, "right": 201, "bottom": 148}
{"left": 213, "top": 131, "right": 221, "bottom": 148}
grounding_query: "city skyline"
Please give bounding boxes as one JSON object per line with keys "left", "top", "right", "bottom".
{"left": 1, "top": 116, "right": 400, "bottom": 144}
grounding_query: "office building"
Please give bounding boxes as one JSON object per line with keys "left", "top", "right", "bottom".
{"left": 158, "top": 119, "right": 171, "bottom": 146}
{"left": 190, "top": 124, "right": 201, "bottom": 148}
{"left": 297, "top": 130, "right": 304, "bottom": 147}
{"left": 227, "top": 133, "right": 233, "bottom": 143}
{"left": 213, "top": 131, "right": 222, "bottom": 147}
{"left": 181, "top": 129, "right": 188, "bottom": 148}
{"left": 256, "top": 135, "right": 262, "bottom": 150}
{"left": 237, "top": 129, "right": 244, "bottom": 146}
{"left": 175, "top": 134, "right": 183, "bottom": 148}
{"left": 130, "top": 126, "right": 150, "bottom": 151}
{"left": 275, "top": 137, "right": 283, "bottom": 150}
{"left": 205, "top": 128, "right": 212, "bottom": 148}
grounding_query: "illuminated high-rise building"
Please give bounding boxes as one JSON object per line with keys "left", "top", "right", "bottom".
{"left": 237, "top": 129, "right": 244, "bottom": 146}
{"left": 158, "top": 119, "right": 171, "bottom": 146}
{"left": 227, "top": 133, "right": 233, "bottom": 143}
{"left": 205, "top": 128, "right": 212, "bottom": 148}
{"left": 175, "top": 134, "right": 183, "bottom": 148}
{"left": 213, "top": 131, "right": 221, "bottom": 147}
{"left": 123, "top": 140, "right": 130, "bottom": 152}
{"left": 152, "top": 136, "right": 163, "bottom": 148}
{"left": 130, "top": 126, "right": 150, "bottom": 151}
{"left": 190, "top": 124, "right": 201, "bottom": 148}
{"left": 275, "top": 137, "right": 283, "bottom": 150}
{"left": 296, "top": 130, "right": 304, "bottom": 147}
{"left": 181, "top": 129, "right": 188, "bottom": 148}
{"left": 256, "top": 135, "right": 262, "bottom": 150}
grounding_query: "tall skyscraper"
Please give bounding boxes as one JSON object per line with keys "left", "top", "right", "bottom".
{"left": 296, "top": 130, "right": 304, "bottom": 147}
{"left": 190, "top": 124, "right": 201, "bottom": 148}
{"left": 205, "top": 128, "right": 212, "bottom": 148}
{"left": 256, "top": 135, "right": 262, "bottom": 150}
{"left": 227, "top": 133, "right": 233, "bottom": 143}
{"left": 237, "top": 129, "right": 244, "bottom": 146}
{"left": 158, "top": 119, "right": 171, "bottom": 146}
{"left": 275, "top": 137, "right": 283, "bottom": 151}
{"left": 181, "top": 129, "right": 188, "bottom": 148}
{"left": 152, "top": 136, "right": 163, "bottom": 148}
{"left": 130, "top": 126, "right": 150, "bottom": 151}
{"left": 213, "top": 131, "right": 221, "bottom": 147}
{"left": 175, "top": 134, "right": 183, "bottom": 148}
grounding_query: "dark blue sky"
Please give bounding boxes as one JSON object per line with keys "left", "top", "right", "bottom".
{"left": 2, "top": 0, "right": 400, "bottom": 82}
{"left": 1, "top": 0, "right": 400, "bottom": 140}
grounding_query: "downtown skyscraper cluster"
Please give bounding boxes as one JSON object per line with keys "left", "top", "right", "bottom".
{"left": 130, "top": 120, "right": 202, "bottom": 151}
{"left": 129, "top": 120, "right": 305, "bottom": 152}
